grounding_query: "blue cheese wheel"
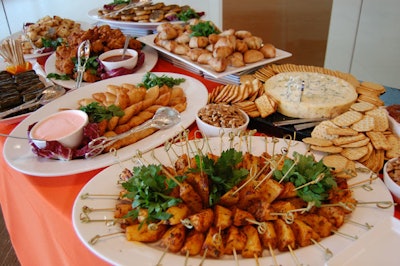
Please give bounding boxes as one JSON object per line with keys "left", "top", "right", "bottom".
{"left": 264, "top": 72, "right": 358, "bottom": 118}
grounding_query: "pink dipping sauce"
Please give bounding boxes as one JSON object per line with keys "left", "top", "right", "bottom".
{"left": 31, "top": 110, "right": 87, "bottom": 141}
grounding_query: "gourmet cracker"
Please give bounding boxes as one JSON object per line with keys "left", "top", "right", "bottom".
{"left": 332, "top": 110, "right": 363, "bottom": 127}
{"left": 311, "top": 145, "right": 343, "bottom": 154}
{"left": 322, "top": 154, "right": 350, "bottom": 173}
{"left": 302, "top": 137, "right": 333, "bottom": 147}
{"left": 340, "top": 146, "right": 369, "bottom": 161}
{"left": 350, "top": 101, "right": 375, "bottom": 112}
{"left": 340, "top": 137, "right": 370, "bottom": 148}
{"left": 386, "top": 134, "right": 400, "bottom": 159}
{"left": 365, "top": 108, "right": 389, "bottom": 132}
{"left": 255, "top": 94, "right": 276, "bottom": 118}
{"left": 357, "top": 94, "right": 385, "bottom": 107}
{"left": 351, "top": 115, "right": 375, "bottom": 132}
{"left": 356, "top": 86, "right": 382, "bottom": 97}
{"left": 311, "top": 120, "right": 339, "bottom": 140}
{"left": 326, "top": 127, "right": 358, "bottom": 136}
{"left": 360, "top": 81, "right": 386, "bottom": 94}
{"left": 358, "top": 142, "right": 374, "bottom": 162}
{"left": 366, "top": 131, "right": 391, "bottom": 150}
{"left": 332, "top": 133, "right": 366, "bottom": 146}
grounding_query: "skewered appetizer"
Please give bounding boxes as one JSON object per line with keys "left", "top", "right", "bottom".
{"left": 105, "top": 138, "right": 358, "bottom": 262}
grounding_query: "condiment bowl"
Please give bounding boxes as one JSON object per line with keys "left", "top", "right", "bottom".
{"left": 30, "top": 109, "right": 89, "bottom": 149}
{"left": 196, "top": 103, "right": 249, "bottom": 137}
{"left": 99, "top": 48, "right": 138, "bottom": 72}
{"left": 383, "top": 157, "right": 400, "bottom": 204}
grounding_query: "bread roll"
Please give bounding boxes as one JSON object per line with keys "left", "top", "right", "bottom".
{"left": 243, "top": 50, "right": 264, "bottom": 63}
{"left": 259, "top": 43, "right": 276, "bottom": 58}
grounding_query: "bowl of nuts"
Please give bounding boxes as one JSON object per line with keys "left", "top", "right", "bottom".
{"left": 383, "top": 157, "right": 400, "bottom": 204}
{"left": 196, "top": 103, "right": 249, "bottom": 137}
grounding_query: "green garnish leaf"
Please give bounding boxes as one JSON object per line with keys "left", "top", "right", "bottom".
{"left": 46, "top": 72, "right": 71, "bottom": 80}
{"left": 190, "top": 21, "right": 220, "bottom": 37}
{"left": 137, "top": 72, "right": 185, "bottom": 89}
{"left": 41, "top": 37, "right": 64, "bottom": 49}
{"left": 121, "top": 164, "right": 184, "bottom": 224}
{"left": 273, "top": 151, "right": 337, "bottom": 206}
{"left": 79, "top": 102, "right": 124, "bottom": 123}
{"left": 192, "top": 148, "right": 249, "bottom": 206}
{"left": 177, "top": 8, "right": 200, "bottom": 21}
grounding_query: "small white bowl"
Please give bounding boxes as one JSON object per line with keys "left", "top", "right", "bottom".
{"left": 383, "top": 157, "right": 400, "bottom": 204}
{"left": 99, "top": 48, "right": 138, "bottom": 72}
{"left": 30, "top": 110, "right": 89, "bottom": 149}
{"left": 196, "top": 104, "right": 249, "bottom": 137}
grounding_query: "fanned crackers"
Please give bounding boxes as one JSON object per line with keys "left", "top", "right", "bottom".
{"left": 332, "top": 110, "right": 363, "bottom": 127}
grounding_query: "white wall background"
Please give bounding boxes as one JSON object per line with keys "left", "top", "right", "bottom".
{"left": 325, "top": 0, "right": 400, "bottom": 88}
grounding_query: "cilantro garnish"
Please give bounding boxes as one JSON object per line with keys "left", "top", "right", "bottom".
{"left": 190, "top": 21, "right": 220, "bottom": 37}
{"left": 192, "top": 148, "right": 249, "bottom": 206}
{"left": 273, "top": 151, "right": 337, "bottom": 206}
{"left": 41, "top": 37, "right": 64, "bottom": 49}
{"left": 121, "top": 164, "right": 184, "bottom": 224}
{"left": 177, "top": 8, "right": 200, "bottom": 21}
{"left": 137, "top": 72, "right": 185, "bottom": 89}
{"left": 46, "top": 73, "right": 71, "bottom": 80}
{"left": 79, "top": 102, "right": 124, "bottom": 123}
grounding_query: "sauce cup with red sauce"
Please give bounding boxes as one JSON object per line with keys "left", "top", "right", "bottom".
{"left": 30, "top": 110, "right": 89, "bottom": 149}
{"left": 99, "top": 48, "right": 138, "bottom": 72}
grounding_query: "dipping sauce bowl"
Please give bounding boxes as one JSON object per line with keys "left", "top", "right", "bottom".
{"left": 99, "top": 48, "right": 138, "bottom": 72}
{"left": 30, "top": 109, "right": 89, "bottom": 149}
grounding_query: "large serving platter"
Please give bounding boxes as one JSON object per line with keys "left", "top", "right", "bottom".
{"left": 3, "top": 72, "right": 208, "bottom": 177}
{"left": 44, "top": 45, "right": 158, "bottom": 89}
{"left": 1, "top": 22, "right": 91, "bottom": 60}
{"left": 72, "top": 136, "right": 394, "bottom": 266}
{"left": 138, "top": 34, "right": 292, "bottom": 79}
{"left": 88, "top": 8, "right": 184, "bottom": 32}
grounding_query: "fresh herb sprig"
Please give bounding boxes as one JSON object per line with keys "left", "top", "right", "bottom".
{"left": 41, "top": 37, "right": 64, "bottom": 50}
{"left": 177, "top": 8, "right": 200, "bottom": 21}
{"left": 79, "top": 102, "right": 124, "bottom": 123}
{"left": 273, "top": 152, "right": 337, "bottom": 206}
{"left": 46, "top": 73, "right": 70, "bottom": 80}
{"left": 190, "top": 21, "right": 220, "bottom": 37}
{"left": 121, "top": 164, "right": 184, "bottom": 224}
{"left": 138, "top": 72, "right": 185, "bottom": 89}
{"left": 192, "top": 148, "right": 249, "bottom": 206}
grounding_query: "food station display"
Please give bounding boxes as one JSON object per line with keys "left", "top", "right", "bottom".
{"left": 1, "top": 1, "right": 400, "bottom": 265}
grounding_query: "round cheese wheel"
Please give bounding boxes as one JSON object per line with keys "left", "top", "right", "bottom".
{"left": 264, "top": 72, "right": 358, "bottom": 118}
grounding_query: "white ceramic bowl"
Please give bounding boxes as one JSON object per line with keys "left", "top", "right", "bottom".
{"left": 30, "top": 109, "right": 89, "bottom": 149}
{"left": 196, "top": 104, "right": 249, "bottom": 137}
{"left": 99, "top": 48, "right": 138, "bottom": 72}
{"left": 383, "top": 157, "right": 400, "bottom": 204}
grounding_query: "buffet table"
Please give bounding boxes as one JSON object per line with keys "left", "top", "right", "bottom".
{"left": 0, "top": 58, "right": 221, "bottom": 266}
{"left": 0, "top": 58, "right": 399, "bottom": 266}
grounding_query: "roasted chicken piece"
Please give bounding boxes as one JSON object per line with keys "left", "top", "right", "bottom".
{"left": 274, "top": 218, "right": 296, "bottom": 251}
{"left": 213, "top": 205, "right": 232, "bottom": 230}
{"left": 188, "top": 208, "right": 214, "bottom": 233}
{"left": 290, "top": 219, "right": 320, "bottom": 247}
{"left": 201, "top": 226, "right": 224, "bottom": 258}
{"left": 180, "top": 230, "right": 205, "bottom": 256}
{"left": 160, "top": 223, "right": 187, "bottom": 252}
{"left": 125, "top": 223, "right": 168, "bottom": 242}
{"left": 241, "top": 225, "right": 263, "bottom": 258}
{"left": 224, "top": 225, "right": 247, "bottom": 255}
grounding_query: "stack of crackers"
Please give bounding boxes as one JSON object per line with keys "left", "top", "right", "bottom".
{"left": 208, "top": 75, "right": 278, "bottom": 118}
{"left": 306, "top": 101, "right": 400, "bottom": 173}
